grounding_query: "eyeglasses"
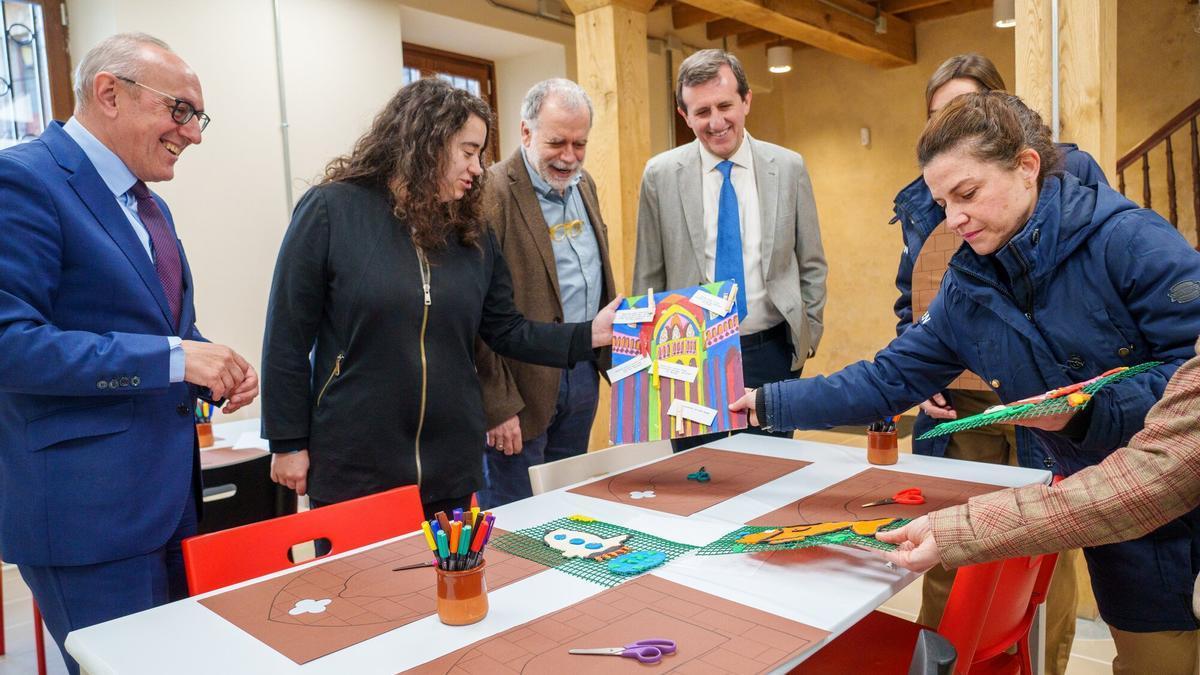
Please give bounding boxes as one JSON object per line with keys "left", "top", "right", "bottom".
{"left": 115, "top": 76, "right": 211, "bottom": 132}
{"left": 549, "top": 219, "right": 584, "bottom": 242}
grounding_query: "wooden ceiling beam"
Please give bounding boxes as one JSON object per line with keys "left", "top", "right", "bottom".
{"left": 672, "top": 3, "right": 719, "bottom": 27}
{"left": 680, "top": 0, "right": 916, "bottom": 68}
{"left": 900, "top": 0, "right": 990, "bottom": 23}
{"left": 735, "top": 29, "right": 779, "bottom": 46}
{"left": 882, "top": 0, "right": 952, "bottom": 13}
{"left": 706, "top": 17, "right": 757, "bottom": 39}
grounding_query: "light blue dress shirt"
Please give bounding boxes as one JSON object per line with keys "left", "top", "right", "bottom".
{"left": 63, "top": 118, "right": 185, "bottom": 382}
{"left": 520, "top": 148, "right": 602, "bottom": 322}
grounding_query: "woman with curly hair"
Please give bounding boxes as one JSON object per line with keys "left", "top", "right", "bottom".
{"left": 261, "top": 78, "right": 619, "bottom": 518}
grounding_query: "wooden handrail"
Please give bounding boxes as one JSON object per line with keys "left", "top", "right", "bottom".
{"left": 1117, "top": 97, "right": 1200, "bottom": 173}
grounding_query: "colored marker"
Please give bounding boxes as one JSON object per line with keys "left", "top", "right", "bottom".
{"left": 435, "top": 530, "right": 450, "bottom": 569}
{"left": 435, "top": 511, "right": 452, "bottom": 539}
{"left": 450, "top": 521, "right": 462, "bottom": 570}
{"left": 459, "top": 524, "right": 472, "bottom": 570}
{"left": 470, "top": 506, "right": 481, "bottom": 532}
{"left": 452, "top": 508, "right": 463, "bottom": 523}
{"left": 468, "top": 519, "right": 490, "bottom": 568}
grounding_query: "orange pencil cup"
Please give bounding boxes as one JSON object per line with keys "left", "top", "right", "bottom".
{"left": 436, "top": 560, "right": 489, "bottom": 625}
{"left": 867, "top": 430, "right": 898, "bottom": 465}
{"left": 196, "top": 422, "right": 214, "bottom": 448}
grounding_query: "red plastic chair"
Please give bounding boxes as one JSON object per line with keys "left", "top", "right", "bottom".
{"left": 796, "top": 552, "right": 1059, "bottom": 674}
{"left": 182, "top": 485, "right": 424, "bottom": 595}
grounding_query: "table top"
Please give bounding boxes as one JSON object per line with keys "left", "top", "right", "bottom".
{"left": 65, "top": 432, "right": 1049, "bottom": 675}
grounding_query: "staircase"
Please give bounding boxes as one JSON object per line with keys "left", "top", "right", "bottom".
{"left": 1116, "top": 97, "right": 1200, "bottom": 250}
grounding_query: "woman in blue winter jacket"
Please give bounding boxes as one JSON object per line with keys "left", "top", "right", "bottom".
{"left": 733, "top": 91, "right": 1200, "bottom": 672}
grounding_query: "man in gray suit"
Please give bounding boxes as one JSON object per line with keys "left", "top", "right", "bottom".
{"left": 633, "top": 49, "right": 826, "bottom": 450}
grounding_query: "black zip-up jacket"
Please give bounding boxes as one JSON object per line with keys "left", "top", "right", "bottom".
{"left": 261, "top": 181, "right": 594, "bottom": 504}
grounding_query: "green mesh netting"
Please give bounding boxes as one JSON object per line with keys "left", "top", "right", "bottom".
{"left": 695, "top": 520, "right": 908, "bottom": 556}
{"left": 489, "top": 517, "right": 697, "bottom": 587}
{"left": 916, "top": 361, "right": 1161, "bottom": 441}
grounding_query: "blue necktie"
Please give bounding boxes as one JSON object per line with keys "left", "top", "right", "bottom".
{"left": 714, "top": 160, "right": 747, "bottom": 322}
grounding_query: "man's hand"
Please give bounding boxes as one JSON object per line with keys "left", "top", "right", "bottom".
{"left": 729, "top": 388, "right": 760, "bottom": 426}
{"left": 486, "top": 415, "right": 523, "bottom": 456}
{"left": 221, "top": 364, "right": 259, "bottom": 414}
{"left": 270, "top": 450, "right": 309, "bottom": 496}
{"left": 918, "top": 392, "right": 957, "bottom": 420}
{"left": 181, "top": 340, "right": 251, "bottom": 400}
{"left": 876, "top": 515, "right": 941, "bottom": 573}
{"left": 591, "top": 295, "right": 624, "bottom": 348}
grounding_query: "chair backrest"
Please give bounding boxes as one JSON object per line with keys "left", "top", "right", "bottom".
{"left": 936, "top": 551, "right": 1059, "bottom": 675}
{"left": 528, "top": 442, "right": 673, "bottom": 494}
{"left": 181, "top": 485, "right": 424, "bottom": 596}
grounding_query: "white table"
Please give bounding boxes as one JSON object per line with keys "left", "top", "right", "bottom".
{"left": 65, "top": 433, "right": 1049, "bottom": 674}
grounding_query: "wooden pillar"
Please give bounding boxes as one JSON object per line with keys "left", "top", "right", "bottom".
{"left": 1015, "top": 0, "right": 1117, "bottom": 174}
{"left": 564, "top": 0, "right": 654, "bottom": 451}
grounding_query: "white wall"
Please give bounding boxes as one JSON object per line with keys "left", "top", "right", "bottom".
{"left": 62, "top": 0, "right": 582, "bottom": 421}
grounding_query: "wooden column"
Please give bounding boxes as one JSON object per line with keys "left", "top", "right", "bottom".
{"left": 1015, "top": 0, "right": 1117, "bottom": 174}
{"left": 563, "top": 0, "right": 654, "bottom": 451}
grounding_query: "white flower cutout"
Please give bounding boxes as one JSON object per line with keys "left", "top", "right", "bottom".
{"left": 289, "top": 598, "right": 332, "bottom": 615}
{"left": 629, "top": 490, "right": 656, "bottom": 500}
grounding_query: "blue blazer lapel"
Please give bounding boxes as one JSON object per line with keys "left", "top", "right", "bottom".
{"left": 42, "top": 124, "right": 176, "bottom": 330}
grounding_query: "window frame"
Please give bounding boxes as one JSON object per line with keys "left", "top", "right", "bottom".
{"left": 402, "top": 42, "right": 500, "bottom": 161}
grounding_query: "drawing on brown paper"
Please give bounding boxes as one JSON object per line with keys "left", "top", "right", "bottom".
{"left": 199, "top": 531, "right": 547, "bottom": 664}
{"left": 405, "top": 574, "right": 830, "bottom": 674}
{"left": 568, "top": 447, "right": 810, "bottom": 517}
{"left": 747, "top": 467, "right": 1004, "bottom": 527}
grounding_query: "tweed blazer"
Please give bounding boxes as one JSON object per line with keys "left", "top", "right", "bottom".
{"left": 475, "top": 149, "right": 616, "bottom": 437}
{"left": 632, "top": 136, "right": 827, "bottom": 368}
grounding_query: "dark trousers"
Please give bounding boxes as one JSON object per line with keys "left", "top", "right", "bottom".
{"left": 479, "top": 361, "right": 599, "bottom": 508}
{"left": 20, "top": 486, "right": 198, "bottom": 675}
{"left": 673, "top": 322, "right": 797, "bottom": 453}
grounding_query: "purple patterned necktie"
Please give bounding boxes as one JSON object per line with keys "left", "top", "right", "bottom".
{"left": 129, "top": 181, "right": 183, "bottom": 328}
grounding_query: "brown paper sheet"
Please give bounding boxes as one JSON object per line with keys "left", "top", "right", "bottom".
{"left": 747, "top": 467, "right": 1004, "bottom": 526}
{"left": 199, "top": 531, "right": 546, "bottom": 664}
{"left": 404, "top": 574, "right": 829, "bottom": 674}
{"left": 567, "top": 447, "right": 810, "bottom": 516}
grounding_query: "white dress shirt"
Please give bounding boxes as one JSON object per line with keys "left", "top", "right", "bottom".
{"left": 699, "top": 132, "right": 783, "bottom": 334}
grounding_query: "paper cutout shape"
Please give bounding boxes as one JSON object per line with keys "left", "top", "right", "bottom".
{"left": 607, "top": 550, "right": 667, "bottom": 575}
{"left": 544, "top": 528, "right": 630, "bottom": 560}
{"left": 287, "top": 598, "right": 331, "bottom": 615}
{"left": 491, "top": 517, "right": 697, "bottom": 587}
{"left": 568, "top": 514, "right": 597, "bottom": 522}
{"left": 735, "top": 518, "right": 898, "bottom": 545}
{"left": 686, "top": 466, "right": 710, "bottom": 482}
{"left": 569, "top": 447, "right": 809, "bottom": 517}
{"left": 610, "top": 281, "right": 747, "bottom": 443}
{"left": 405, "top": 576, "right": 830, "bottom": 674}
{"left": 629, "top": 490, "right": 656, "bottom": 499}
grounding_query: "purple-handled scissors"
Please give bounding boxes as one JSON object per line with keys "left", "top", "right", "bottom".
{"left": 569, "top": 638, "right": 677, "bottom": 663}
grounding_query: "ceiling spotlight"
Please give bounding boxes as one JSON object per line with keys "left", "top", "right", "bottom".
{"left": 767, "top": 44, "right": 793, "bottom": 74}
{"left": 993, "top": 0, "right": 1016, "bottom": 28}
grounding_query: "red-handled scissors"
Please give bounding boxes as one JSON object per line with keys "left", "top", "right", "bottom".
{"left": 570, "top": 638, "right": 677, "bottom": 663}
{"left": 862, "top": 487, "right": 925, "bottom": 507}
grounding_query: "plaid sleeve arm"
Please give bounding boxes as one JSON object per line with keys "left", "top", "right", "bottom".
{"left": 932, "top": 339, "right": 1200, "bottom": 568}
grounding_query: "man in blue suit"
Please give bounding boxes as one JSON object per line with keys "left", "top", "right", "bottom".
{"left": 0, "top": 33, "right": 258, "bottom": 673}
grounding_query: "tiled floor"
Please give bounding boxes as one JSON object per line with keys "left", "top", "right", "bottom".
{"left": 0, "top": 431, "right": 1116, "bottom": 674}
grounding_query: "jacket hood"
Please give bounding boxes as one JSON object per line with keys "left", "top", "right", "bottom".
{"left": 951, "top": 174, "right": 1139, "bottom": 290}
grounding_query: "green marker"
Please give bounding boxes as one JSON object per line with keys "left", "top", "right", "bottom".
{"left": 436, "top": 530, "right": 450, "bottom": 570}
{"left": 459, "top": 524, "right": 473, "bottom": 570}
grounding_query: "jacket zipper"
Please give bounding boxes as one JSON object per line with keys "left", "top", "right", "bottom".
{"left": 315, "top": 353, "right": 344, "bottom": 407}
{"left": 414, "top": 247, "right": 432, "bottom": 487}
